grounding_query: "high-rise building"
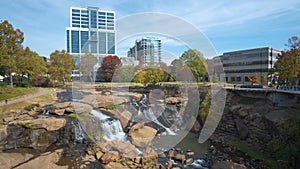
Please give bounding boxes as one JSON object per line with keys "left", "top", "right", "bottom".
{"left": 66, "top": 7, "right": 116, "bottom": 64}
{"left": 213, "top": 47, "right": 281, "bottom": 84}
{"left": 127, "top": 37, "right": 161, "bottom": 66}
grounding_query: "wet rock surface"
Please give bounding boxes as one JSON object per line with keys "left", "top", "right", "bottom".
{"left": 0, "top": 86, "right": 296, "bottom": 168}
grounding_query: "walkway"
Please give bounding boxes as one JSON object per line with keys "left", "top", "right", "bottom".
{"left": 224, "top": 86, "right": 300, "bottom": 95}
{"left": 0, "top": 88, "right": 49, "bottom": 107}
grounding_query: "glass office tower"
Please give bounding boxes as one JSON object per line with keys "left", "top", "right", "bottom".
{"left": 127, "top": 37, "right": 161, "bottom": 66}
{"left": 66, "top": 7, "right": 116, "bottom": 63}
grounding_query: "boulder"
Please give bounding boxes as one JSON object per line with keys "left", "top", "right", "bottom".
{"left": 0, "top": 125, "right": 7, "bottom": 143}
{"left": 142, "top": 147, "right": 158, "bottom": 164}
{"left": 264, "top": 110, "right": 291, "bottom": 125}
{"left": 0, "top": 153, "right": 33, "bottom": 169}
{"left": 72, "top": 102, "right": 93, "bottom": 114}
{"left": 237, "top": 108, "right": 249, "bottom": 118}
{"left": 235, "top": 119, "right": 249, "bottom": 140}
{"left": 53, "top": 102, "right": 72, "bottom": 109}
{"left": 229, "top": 105, "right": 241, "bottom": 113}
{"left": 15, "top": 149, "right": 68, "bottom": 169}
{"left": 100, "top": 140, "right": 138, "bottom": 159}
{"left": 101, "top": 151, "right": 120, "bottom": 164}
{"left": 104, "top": 162, "right": 130, "bottom": 169}
{"left": 54, "top": 109, "right": 65, "bottom": 116}
{"left": 13, "top": 117, "right": 66, "bottom": 131}
{"left": 96, "top": 151, "right": 104, "bottom": 160}
{"left": 175, "top": 154, "right": 186, "bottom": 163}
{"left": 129, "top": 123, "right": 157, "bottom": 147}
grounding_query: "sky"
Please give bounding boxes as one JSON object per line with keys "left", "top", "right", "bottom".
{"left": 0, "top": 0, "right": 299, "bottom": 64}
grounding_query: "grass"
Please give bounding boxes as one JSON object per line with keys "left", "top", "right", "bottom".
{"left": 229, "top": 137, "right": 280, "bottom": 169}
{"left": 0, "top": 88, "right": 54, "bottom": 122}
{"left": 0, "top": 87, "right": 37, "bottom": 101}
{"left": 239, "top": 98, "right": 257, "bottom": 105}
{"left": 104, "top": 103, "right": 121, "bottom": 110}
{"left": 68, "top": 113, "right": 79, "bottom": 120}
{"left": 24, "top": 103, "right": 40, "bottom": 111}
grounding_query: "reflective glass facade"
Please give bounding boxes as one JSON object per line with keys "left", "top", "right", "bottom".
{"left": 66, "top": 7, "right": 116, "bottom": 55}
{"left": 127, "top": 37, "right": 161, "bottom": 66}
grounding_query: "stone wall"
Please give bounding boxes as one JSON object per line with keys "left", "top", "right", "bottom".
{"left": 211, "top": 91, "right": 294, "bottom": 151}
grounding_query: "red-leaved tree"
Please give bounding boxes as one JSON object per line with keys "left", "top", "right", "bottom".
{"left": 97, "top": 55, "right": 121, "bottom": 82}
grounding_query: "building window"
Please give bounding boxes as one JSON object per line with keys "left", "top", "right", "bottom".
{"left": 99, "top": 32, "right": 106, "bottom": 54}
{"left": 67, "top": 30, "right": 70, "bottom": 53}
{"left": 71, "top": 30, "right": 79, "bottom": 53}
{"left": 81, "top": 31, "right": 89, "bottom": 53}
{"left": 90, "top": 10, "right": 97, "bottom": 28}
{"left": 107, "top": 32, "right": 115, "bottom": 54}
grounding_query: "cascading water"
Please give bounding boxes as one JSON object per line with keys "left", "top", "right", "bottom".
{"left": 71, "top": 120, "right": 85, "bottom": 143}
{"left": 131, "top": 94, "right": 180, "bottom": 135}
{"left": 91, "top": 110, "right": 126, "bottom": 142}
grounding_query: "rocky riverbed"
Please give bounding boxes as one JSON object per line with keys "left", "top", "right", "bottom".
{"left": 0, "top": 85, "right": 297, "bottom": 168}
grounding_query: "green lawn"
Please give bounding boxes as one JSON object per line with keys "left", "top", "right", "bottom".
{"left": 229, "top": 137, "right": 281, "bottom": 169}
{"left": 0, "top": 87, "right": 37, "bottom": 101}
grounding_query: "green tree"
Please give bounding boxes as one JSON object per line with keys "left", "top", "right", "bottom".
{"left": 133, "top": 68, "right": 165, "bottom": 86}
{"left": 79, "top": 53, "right": 98, "bottom": 82}
{"left": 261, "top": 74, "right": 268, "bottom": 86}
{"left": 48, "top": 50, "right": 75, "bottom": 85}
{"left": 0, "top": 20, "right": 24, "bottom": 87}
{"left": 179, "top": 49, "right": 208, "bottom": 82}
{"left": 275, "top": 36, "right": 300, "bottom": 87}
{"left": 115, "top": 65, "right": 135, "bottom": 82}
{"left": 16, "top": 47, "right": 47, "bottom": 86}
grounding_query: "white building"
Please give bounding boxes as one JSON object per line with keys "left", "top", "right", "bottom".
{"left": 214, "top": 47, "right": 281, "bottom": 84}
{"left": 66, "top": 7, "right": 116, "bottom": 64}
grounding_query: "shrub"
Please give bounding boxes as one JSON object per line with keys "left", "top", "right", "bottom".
{"left": 24, "top": 103, "right": 40, "bottom": 111}
{"left": 68, "top": 113, "right": 79, "bottom": 120}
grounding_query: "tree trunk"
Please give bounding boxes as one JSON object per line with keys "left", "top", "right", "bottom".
{"left": 10, "top": 73, "right": 13, "bottom": 87}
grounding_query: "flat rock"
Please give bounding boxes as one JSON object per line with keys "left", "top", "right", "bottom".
{"left": 15, "top": 149, "right": 68, "bottom": 169}
{"left": 12, "top": 117, "right": 66, "bottom": 131}
{"left": 129, "top": 123, "right": 157, "bottom": 147}
{"left": 100, "top": 140, "right": 138, "bottom": 159}
{"left": 0, "top": 152, "right": 33, "bottom": 168}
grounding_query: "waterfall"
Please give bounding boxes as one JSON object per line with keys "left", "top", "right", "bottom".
{"left": 133, "top": 94, "right": 177, "bottom": 135}
{"left": 91, "top": 110, "right": 126, "bottom": 142}
{"left": 71, "top": 120, "right": 85, "bottom": 143}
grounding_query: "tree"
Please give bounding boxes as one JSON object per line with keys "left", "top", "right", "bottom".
{"left": 114, "top": 65, "right": 135, "bottom": 82}
{"left": 274, "top": 36, "right": 300, "bottom": 87}
{"left": 97, "top": 55, "right": 121, "bottom": 82}
{"left": 133, "top": 68, "right": 165, "bottom": 86}
{"left": 0, "top": 20, "right": 24, "bottom": 87}
{"left": 179, "top": 49, "right": 208, "bottom": 82}
{"left": 48, "top": 50, "right": 75, "bottom": 85}
{"left": 79, "top": 53, "right": 98, "bottom": 82}
{"left": 261, "top": 74, "right": 268, "bottom": 86}
{"left": 16, "top": 47, "right": 47, "bottom": 86}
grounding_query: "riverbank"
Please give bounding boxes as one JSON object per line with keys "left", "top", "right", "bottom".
{"left": 0, "top": 85, "right": 298, "bottom": 168}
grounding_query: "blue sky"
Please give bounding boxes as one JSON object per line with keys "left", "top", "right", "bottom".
{"left": 0, "top": 0, "right": 299, "bottom": 63}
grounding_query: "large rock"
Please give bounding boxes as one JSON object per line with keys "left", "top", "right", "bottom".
{"left": 12, "top": 116, "right": 66, "bottom": 131}
{"left": 142, "top": 147, "right": 158, "bottom": 164}
{"left": 99, "top": 108, "right": 131, "bottom": 130}
{"left": 101, "top": 151, "right": 120, "bottom": 164}
{"left": 129, "top": 123, "right": 157, "bottom": 147}
{"left": 0, "top": 152, "right": 33, "bottom": 169}
{"left": 264, "top": 110, "right": 291, "bottom": 124}
{"left": 0, "top": 125, "right": 7, "bottom": 143}
{"left": 235, "top": 119, "right": 249, "bottom": 140}
{"left": 100, "top": 140, "right": 138, "bottom": 159}
{"left": 212, "top": 161, "right": 247, "bottom": 169}
{"left": 53, "top": 102, "right": 72, "bottom": 109}
{"left": 15, "top": 149, "right": 68, "bottom": 169}
{"left": 54, "top": 109, "right": 65, "bottom": 116}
